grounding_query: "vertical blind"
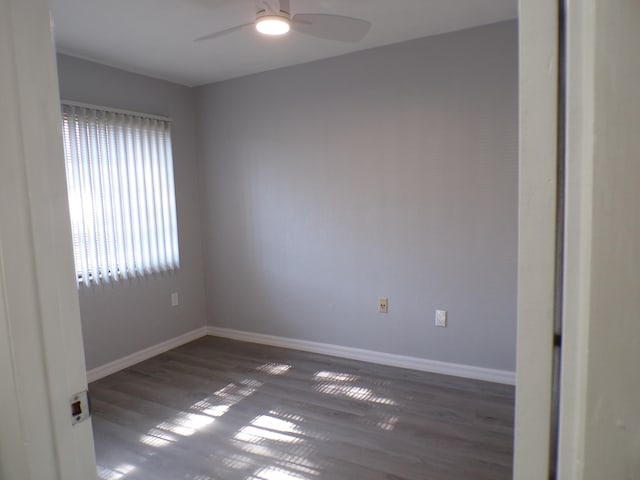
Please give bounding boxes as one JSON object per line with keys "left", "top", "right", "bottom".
{"left": 61, "top": 103, "right": 179, "bottom": 286}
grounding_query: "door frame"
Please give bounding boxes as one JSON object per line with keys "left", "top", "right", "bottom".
{"left": 516, "top": 1, "right": 640, "bottom": 478}
{"left": 559, "top": 0, "right": 640, "bottom": 477}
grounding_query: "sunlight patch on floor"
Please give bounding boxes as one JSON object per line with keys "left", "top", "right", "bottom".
{"left": 314, "top": 382, "right": 397, "bottom": 406}
{"left": 97, "top": 464, "right": 136, "bottom": 480}
{"left": 139, "top": 378, "right": 263, "bottom": 449}
{"left": 376, "top": 414, "right": 400, "bottom": 431}
{"left": 313, "top": 370, "right": 396, "bottom": 405}
{"left": 140, "top": 427, "right": 179, "bottom": 448}
{"left": 251, "top": 466, "right": 312, "bottom": 480}
{"left": 231, "top": 411, "right": 324, "bottom": 478}
{"left": 257, "top": 362, "right": 292, "bottom": 375}
{"left": 235, "top": 414, "right": 306, "bottom": 445}
{"left": 313, "top": 371, "right": 359, "bottom": 382}
{"left": 192, "top": 401, "right": 230, "bottom": 418}
{"left": 157, "top": 412, "right": 215, "bottom": 437}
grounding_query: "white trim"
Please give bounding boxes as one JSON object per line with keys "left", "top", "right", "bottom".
{"left": 86, "top": 327, "right": 208, "bottom": 382}
{"left": 87, "top": 326, "right": 516, "bottom": 385}
{"left": 513, "top": 1, "right": 559, "bottom": 477}
{"left": 61, "top": 100, "right": 171, "bottom": 122}
{"left": 206, "top": 326, "right": 516, "bottom": 385}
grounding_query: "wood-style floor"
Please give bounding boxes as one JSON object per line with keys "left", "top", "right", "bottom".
{"left": 90, "top": 336, "right": 514, "bottom": 480}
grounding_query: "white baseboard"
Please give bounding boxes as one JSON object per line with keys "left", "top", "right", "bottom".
{"left": 86, "top": 325, "right": 515, "bottom": 385}
{"left": 206, "top": 326, "right": 516, "bottom": 385}
{"left": 86, "top": 326, "right": 208, "bottom": 383}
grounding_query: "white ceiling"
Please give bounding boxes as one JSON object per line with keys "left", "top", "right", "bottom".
{"left": 52, "top": 0, "right": 517, "bottom": 87}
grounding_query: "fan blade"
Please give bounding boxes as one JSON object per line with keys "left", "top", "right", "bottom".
{"left": 256, "top": 0, "right": 268, "bottom": 12}
{"left": 279, "top": 0, "right": 290, "bottom": 14}
{"left": 292, "top": 14, "right": 371, "bottom": 43}
{"left": 194, "top": 22, "right": 253, "bottom": 42}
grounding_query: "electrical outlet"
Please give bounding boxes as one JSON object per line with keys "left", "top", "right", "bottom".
{"left": 378, "top": 297, "right": 389, "bottom": 314}
{"left": 435, "top": 309, "right": 447, "bottom": 327}
{"left": 171, "top": 292, "right": 179, "bottom": 307}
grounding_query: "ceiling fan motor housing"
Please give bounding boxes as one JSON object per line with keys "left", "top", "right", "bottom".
{"left": 255, "top": 1, "right": 291, "bottom": 36}
{"left": 257, "top": 0, "right": 290, "bottom": 19}
{"left": 256, "top": 10, "right": 290, "bottom": 22}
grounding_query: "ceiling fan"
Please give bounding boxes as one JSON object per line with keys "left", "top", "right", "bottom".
{"left": 195, "top": 0, "right": 372, "bottom": 43}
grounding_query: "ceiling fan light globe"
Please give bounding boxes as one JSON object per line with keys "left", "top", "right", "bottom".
{"left": 256, "top": 16, "right": 291, "bottom": 36}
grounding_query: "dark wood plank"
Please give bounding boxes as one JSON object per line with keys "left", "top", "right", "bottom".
{"left": 90, "top": 336, "right": 514, "bottom": 480}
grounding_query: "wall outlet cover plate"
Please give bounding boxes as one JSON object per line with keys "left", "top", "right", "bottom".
{"left": 435, "top": 309, "right": 447, "bottom": 327}
{"left": 378, "top": 297, "right": 389, "bottom": 313}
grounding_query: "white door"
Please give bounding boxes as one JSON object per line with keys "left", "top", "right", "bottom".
{"left": 0, "top": 0, "right": 97, "bottom": 478}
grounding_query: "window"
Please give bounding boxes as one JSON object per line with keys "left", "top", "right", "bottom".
{"left": 61, "top": 102, "right": 179, "bottom": 286}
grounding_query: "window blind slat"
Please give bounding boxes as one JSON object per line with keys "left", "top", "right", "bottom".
{"left": 164, "top": 127, "right": 179, "bottom": 269}
{"left": 118, "top": 118, "right": 136, "bottom": 278}
{"left": 78, "top": 110, "right": 99, "bottom": 286}
{"left": 141, "top": 121, "right": 159, "bottom": 274}
{"left": 149, "top": 124, "right": 167, "bottom": 271}
{"left": 98, "top": 111, "right": 118, "bottom": 282}
{"left": 106, "top": 118, "right": 124, "bottom": 281}
{"left": 89, "top": 109, "right": 110, "bottom": 284}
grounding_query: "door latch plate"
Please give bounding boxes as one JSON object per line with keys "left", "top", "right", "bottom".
{"left": 70, "top": 390, "right": 90, "bottom": 425}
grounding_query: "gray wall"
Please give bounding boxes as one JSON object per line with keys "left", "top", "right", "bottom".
{"left": 196, "top": 21, "right": 518, "bottom": 371}
{"left": 56, "top": 54, "right": 207, "bottom": 369}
